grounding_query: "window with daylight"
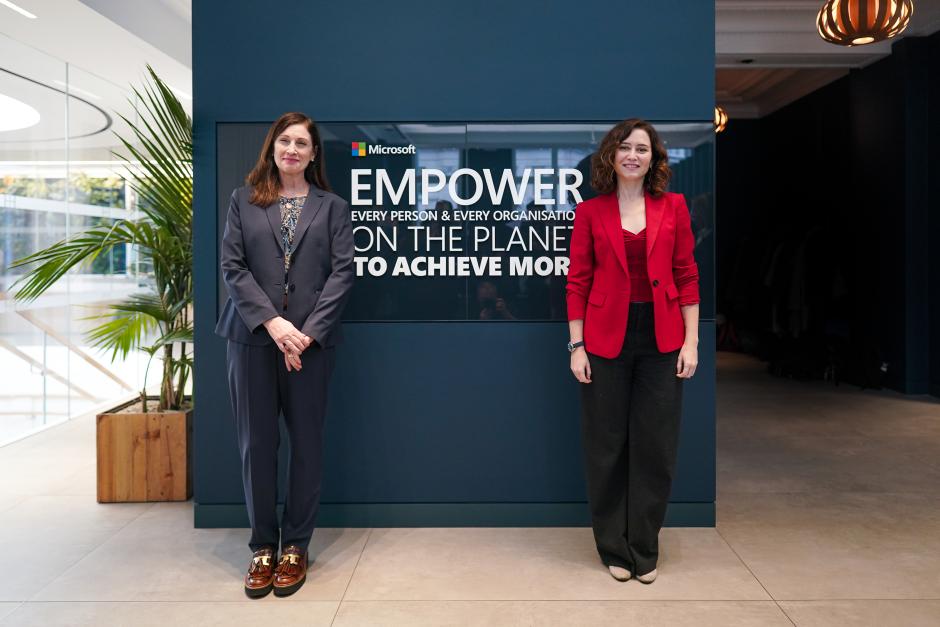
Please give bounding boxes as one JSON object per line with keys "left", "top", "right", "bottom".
{"left": 0, "top": 33, "right": 175, "bottom": 445}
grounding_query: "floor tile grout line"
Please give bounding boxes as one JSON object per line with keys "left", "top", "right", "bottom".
{"left": 330, "top": 528, "right": 373, "bottom": 627}
{"left": 6, "top": 598, "right": 940, "bottom": 605}
{"left": 714, "top": 526, "right": 797, "bottom": 627}
{"left": 773, "top": 601, "right": 802, "bottom": 627}
{"left": 1, "top": 601, "right": 346, "bottom": 604}
{"left": 326, "top": 598, "right": 814, "bottom": 603}
{"left": 0, "top": 601, "right": 24, "bottom": 623}
{"left": 24, "top": 501, "right": 157, "bottom": 603}
{"left": 770, "top": 597, "right": 940, "bottom": 603}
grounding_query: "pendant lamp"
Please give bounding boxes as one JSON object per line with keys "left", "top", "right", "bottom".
{"left": 714, "top": 106, "right": 728, "bottom": 134}
{"left": 817, "top": 0, "right": 913, "bottom": 46}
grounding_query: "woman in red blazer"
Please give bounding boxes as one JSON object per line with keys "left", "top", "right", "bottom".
{"left": 566, "top": 119, "right": 700, "bottom": 584}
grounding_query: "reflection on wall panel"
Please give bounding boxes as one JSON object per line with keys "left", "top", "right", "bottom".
{"left": 217, "top": 122, "right": 715, "bottom": 322}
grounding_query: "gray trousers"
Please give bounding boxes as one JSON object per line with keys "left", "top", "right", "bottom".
{"left": 226, "top": 340, "right": 336, "bottom": 552}
{"left": 580, "top": 302, "right": 683, "bottom": 576}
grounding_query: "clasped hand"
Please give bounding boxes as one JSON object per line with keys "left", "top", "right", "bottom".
{"left": 263, "top": 316, "right": 312, "bottom": 372}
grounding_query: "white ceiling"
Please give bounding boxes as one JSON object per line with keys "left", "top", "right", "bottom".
{"left": 717, "top": 0, "right": 940, "bottom": 117}
{"left": 0, "top": 0, "right": 191, "bottom": 158}
{"left": 77, "top": 0, "right": 191, "bottom": 67}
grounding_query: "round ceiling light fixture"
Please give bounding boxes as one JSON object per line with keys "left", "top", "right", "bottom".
{"left": 714, "top": 106, "right": 728, "bottom": 134}
{"left": 0, "top": 92, "right": 41, "bottom": 132}
{"left": 817, "top": 0, "right": 914, "bottom": 46}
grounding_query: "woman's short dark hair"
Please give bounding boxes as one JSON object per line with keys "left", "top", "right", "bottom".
{"left": 247, "top": 112, "right": 331, "bottom": 207}
{"left": 590, "top": 118, "right": 670, "bottom": 197}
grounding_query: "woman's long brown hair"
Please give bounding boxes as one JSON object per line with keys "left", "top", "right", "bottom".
{"left": 247, "top": 112, "right": 331, "bottom": 206}
{"left": 591, "top": 118, "right": 670, "bottom": 197}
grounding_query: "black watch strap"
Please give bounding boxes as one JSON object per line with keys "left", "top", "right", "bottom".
{"left": 567, "top": 340, "right": 584, "bottom": 353}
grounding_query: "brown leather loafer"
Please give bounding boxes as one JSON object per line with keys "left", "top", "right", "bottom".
{"left": 244, "top": 546, "right": 276, "bottom": 598}
{"left": 273, "top": 544, "right": 308, "bottom": 597}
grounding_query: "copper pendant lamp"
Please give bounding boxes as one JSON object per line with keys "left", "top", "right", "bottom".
{"left": 817, "top": 0, "right": 914, "bottom": 46}
{"left": 714, "top": 106, "right": 728, "bottom": 134}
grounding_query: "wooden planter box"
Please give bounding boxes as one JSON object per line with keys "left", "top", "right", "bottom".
{"left": 96, "top": 398, "right": 193, "bottom": 503}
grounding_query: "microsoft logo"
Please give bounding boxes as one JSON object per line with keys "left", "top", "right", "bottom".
{"left": 351, "top": 141, "right": 417, "bottom": 157}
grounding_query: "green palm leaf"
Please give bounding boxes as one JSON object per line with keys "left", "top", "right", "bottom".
{"left": 11, "top": 221, "right": 141, "bottom": 301}
{"left": 151, "top": 325, "right": 194, "bottom": 350}
{"left": 85, "top": 306, "right": 159, "bottom": 362}
{"left": 110, "top": 293, "right": 173, "bottom": 322}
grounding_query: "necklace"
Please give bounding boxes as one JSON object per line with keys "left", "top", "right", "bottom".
{"left": 280, "top": 183, "right": 309, "bottom": 198}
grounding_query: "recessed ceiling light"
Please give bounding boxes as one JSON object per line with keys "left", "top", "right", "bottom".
{"left": 0, "top": 0, "right": 37, "bottom": 19}
{"left": 0, "top": 93, "right": 41, "bottom": 132}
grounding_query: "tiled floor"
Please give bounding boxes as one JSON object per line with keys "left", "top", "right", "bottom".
{"left": 1, "top": 352, "right": 939, "bottom": 625}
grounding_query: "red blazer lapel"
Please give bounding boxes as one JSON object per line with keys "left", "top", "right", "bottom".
{"left": 645, "top": 191, "right": 666, "bottom": 258}
{"left": 600, "top": 193, "right": 629, "bottom": 276}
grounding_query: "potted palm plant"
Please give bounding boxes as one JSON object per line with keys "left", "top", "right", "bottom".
{"left": 11, "top": 66, "right": 193, "bottom": 503}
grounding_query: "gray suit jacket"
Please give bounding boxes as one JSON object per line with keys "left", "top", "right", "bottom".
{"left": 214, "top": 185, "right": 354, "bottom": 347}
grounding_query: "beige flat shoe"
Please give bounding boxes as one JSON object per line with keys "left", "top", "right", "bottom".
{"left": 637, "top": 568, "right": 658, "bottom": 584}
{"left": 608, "top": 565, "right": 632, "bottom": 581}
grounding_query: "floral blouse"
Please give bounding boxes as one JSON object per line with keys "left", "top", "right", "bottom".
{"left": 279, "top": 195, "right": 306, "bottom": 272}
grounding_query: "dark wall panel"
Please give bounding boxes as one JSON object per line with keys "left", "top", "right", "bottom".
{"left": 931, "top": 31, "right": 940, "bottom": 397}
{"left": 193, "top": 0, "right": 716, "bottom": 526}
{"left": 193, "top": 0, "right": 713, "bottom": 123}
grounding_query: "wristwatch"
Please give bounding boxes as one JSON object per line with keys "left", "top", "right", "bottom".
{"left": 567, "top": 340, "right": 584, "bottom": 353}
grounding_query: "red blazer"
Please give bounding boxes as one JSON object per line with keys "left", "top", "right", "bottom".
{"left": 566, "top": 191, "right": 700, "bottom": 358}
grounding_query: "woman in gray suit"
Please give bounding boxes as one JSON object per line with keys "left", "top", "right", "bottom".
{"left": 215, "top": 112, "right": 354, "bottom": 598}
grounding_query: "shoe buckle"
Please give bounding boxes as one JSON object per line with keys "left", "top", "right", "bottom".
{"left": 280, "top": 552, "right": 301, "bottom": 566}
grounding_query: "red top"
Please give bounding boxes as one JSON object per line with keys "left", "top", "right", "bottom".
{"left": 623, "top": 228, "right": 653, "bottom": 302}
{"left": 566, "top": 192, "right": 700, "bottom": 357}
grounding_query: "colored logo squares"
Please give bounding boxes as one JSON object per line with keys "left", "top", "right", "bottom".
{"left": 351, "top": 141, "right": 367, "bottom": 157}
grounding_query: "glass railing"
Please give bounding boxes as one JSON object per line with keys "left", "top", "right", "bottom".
{"left": 0, "top": 35, "right": 166, "bottom": 445}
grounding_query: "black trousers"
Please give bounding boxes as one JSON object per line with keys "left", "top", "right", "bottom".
{"left": 580, "top": 302, "right": 683, "bottom": 575}
{"left": 226, "top": 340, "right": 336, "bottom": 552}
